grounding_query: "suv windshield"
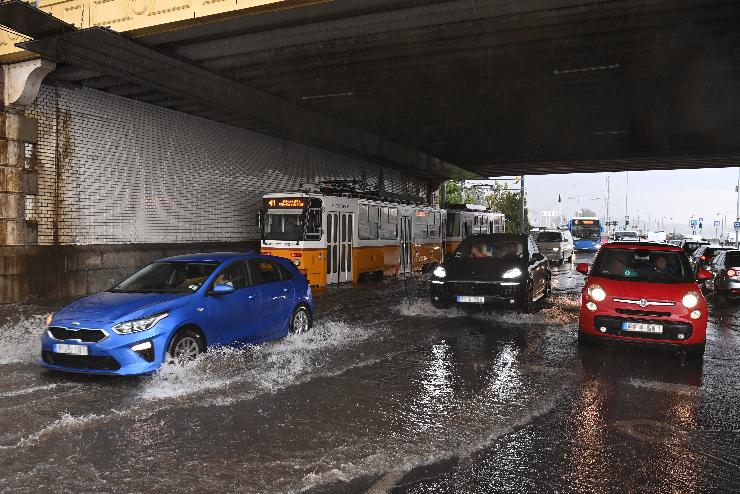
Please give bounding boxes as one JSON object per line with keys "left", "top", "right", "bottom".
{"left": 592, "top": 248, "right": 693, "bottom": 283}
{"left": 725, "top": 253, "right": 740, "bottom": 266}
{"left": 111, "top": 261, "right": 219, "bottom": 293}
{"left": 456, "top": 236, "right": 525, "bottom": 259}
{"left": 537, "top": 231, "right": 562, "bottom": 242}
{"left": 703, "top": 247, "right": 730, "bottom": 258}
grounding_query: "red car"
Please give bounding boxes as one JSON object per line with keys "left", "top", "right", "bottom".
{"left": 577, "top": 241, "right": 712, "bottom": 353}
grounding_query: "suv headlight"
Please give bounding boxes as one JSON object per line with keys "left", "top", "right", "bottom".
{"left": 112, "top": 313, "right": 169, "bottom": 335}
{"left": 681, "top": 292, "right": 699, "bottom": 309}
{"left": 502, "top": 267, "right": 522, "bottom": 279}
{"left": 432, "top": 266, "right": 446, "bottom": 278}
{"left": 587, "top": 284, "right": 607, "bottom": 302}
{"left": 552, "top": 247, "right": 560, "bottom": 252}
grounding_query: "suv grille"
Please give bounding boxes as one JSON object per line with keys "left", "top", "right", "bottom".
{"left": 42, "top": 351, "right": 121, "bottom": 371}
{"left": 48, "top": 326, "right": 107, "bottom": 343}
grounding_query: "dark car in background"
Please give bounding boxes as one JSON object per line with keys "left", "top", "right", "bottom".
{"left": 690, "top": 244, "right": 732, "bottom": 287}
{"left": 430, "top": 233, "right": 551, "bottom": 313}
{"left": 711, "top": 250, "right": 740, "bottom": 300}
{"left": 679, "top": 239, "right": 709, "bottom": 256}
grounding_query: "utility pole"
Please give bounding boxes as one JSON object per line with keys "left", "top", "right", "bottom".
{"left": 736, "top": 168, "right": 739, "bottom": 248}
{"left": 520, "top": 175, "right": 526, "bottom": 234}
{"left": 625, "top": 171, "right": 629, "bottom": 228}
{"left": 605, "top": 175, "right": 611, "bottom": 234}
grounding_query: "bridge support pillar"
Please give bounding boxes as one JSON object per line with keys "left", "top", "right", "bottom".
{"left": 0, "top": 59, "right": 53, "bottom": 245}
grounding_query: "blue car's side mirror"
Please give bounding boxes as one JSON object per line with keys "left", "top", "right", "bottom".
{"left": 212, "top": 284, "right": 235, "bottom": 295}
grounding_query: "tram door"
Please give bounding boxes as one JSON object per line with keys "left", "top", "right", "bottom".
{"left": 327, "top": 212, "right": 353, "bottom": 284}
{"left": 399, "top": 216, "right": 412, "bottom": 274}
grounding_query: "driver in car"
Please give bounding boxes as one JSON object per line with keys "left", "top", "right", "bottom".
{"left": 470, "top": 243, "right": 492, "bottom": 258}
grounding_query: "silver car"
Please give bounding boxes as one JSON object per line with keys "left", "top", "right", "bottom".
{"left": 711, "top": 250, "right": 740, "bottom": 298}
{"left": 533, "top": 229, "right": 574, "bottom": 264}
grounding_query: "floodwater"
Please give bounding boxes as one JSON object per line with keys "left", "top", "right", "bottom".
{"left": 1, "top": 254, "right": 739, "bottom": 493}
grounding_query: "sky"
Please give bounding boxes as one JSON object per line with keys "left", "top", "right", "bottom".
{"left": 470, "top": 167, "right": 740, "bottom": 236}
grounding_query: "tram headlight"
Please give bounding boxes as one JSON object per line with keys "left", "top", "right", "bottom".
{"left": 433, "top": 266, "right": 446, "bottom": 278}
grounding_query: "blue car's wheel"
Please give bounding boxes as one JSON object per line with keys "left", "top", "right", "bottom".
{"left": 290, "top": 306, "right": 311, "bottom": 335}
{"left": 167, "top": 328, "right": 204, "bottom": 363}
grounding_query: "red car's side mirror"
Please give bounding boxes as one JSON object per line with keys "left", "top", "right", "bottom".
{"left": 576, "top": 263, "right": 589, "bottom": 275}
{"left": 696, "top": 268, "right": 713, "bottom": 281}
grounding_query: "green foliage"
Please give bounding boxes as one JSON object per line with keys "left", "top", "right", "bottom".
{"left": 443, "top": 180, "right": 531, "bottom": 233}
{"left": 576, "top": 207, "right": 597, "bottom": 217}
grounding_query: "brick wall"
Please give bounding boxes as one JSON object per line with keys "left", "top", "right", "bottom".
{"left": 23, "top": 84, "right": 428, "bottom": 245}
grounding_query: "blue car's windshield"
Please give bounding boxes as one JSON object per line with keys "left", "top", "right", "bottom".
{"left": 111, "top": 261, "right": 220, "bottom": 294}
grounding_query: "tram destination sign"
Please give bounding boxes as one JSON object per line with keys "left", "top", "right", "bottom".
{"left": 264, "top": 197, "right": 307, "bottom": 209}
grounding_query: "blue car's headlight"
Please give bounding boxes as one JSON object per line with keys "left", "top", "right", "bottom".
{"left": 112, "top": 313, "right": 169, "bottom": 335}
{"left": 502, "top": 268, "right": 522, "bottom": 279}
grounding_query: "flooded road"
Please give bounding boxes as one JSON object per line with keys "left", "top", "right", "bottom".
{"left": 1, "top": 254, "right": 739, "bottom": 493}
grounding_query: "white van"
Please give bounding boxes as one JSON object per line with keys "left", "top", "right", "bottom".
{"left": 533, "top": 229, "right": 574, "bottom": 264}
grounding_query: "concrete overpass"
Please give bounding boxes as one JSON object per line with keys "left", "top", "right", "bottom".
{"left": 0, "top": 0, "right": 739, "bottom": 301}
{"left": 3, "top": 0, "right": 740, "bottom": 178}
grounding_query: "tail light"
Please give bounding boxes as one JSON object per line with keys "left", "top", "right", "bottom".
{"left": 729, "top": 269, "right": 738, "bottom": 277}
{"left": 700, "top": 255, "right": 707, "bottom": 261}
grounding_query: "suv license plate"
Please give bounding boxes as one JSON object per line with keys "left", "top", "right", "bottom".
{"left": 621, "top": 322, "right": 663, "bottom": 334}
{"left": 457, "top": 296, "right": 485, "bottom": 303}
{"left": 54, "top": 343, "right": 89, "bottom": 355}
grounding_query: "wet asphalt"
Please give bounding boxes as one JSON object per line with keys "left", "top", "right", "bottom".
{"left": 1, "top": 253, "right": 740, "bottom": 493}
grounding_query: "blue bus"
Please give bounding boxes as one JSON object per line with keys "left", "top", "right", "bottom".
{"left": 568, "top": 217, "right": 603, "bottom": 251}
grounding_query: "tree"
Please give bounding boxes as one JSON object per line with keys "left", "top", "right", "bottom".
{"left": 577, "top": 207, "right": 597, "bottom": 217}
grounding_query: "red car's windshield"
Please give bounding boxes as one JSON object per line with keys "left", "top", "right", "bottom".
{"left": 592, "top": 248, "right": 694, "bottom": 283}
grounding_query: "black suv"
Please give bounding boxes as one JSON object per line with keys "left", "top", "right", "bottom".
{"left": 430, "top": 233, "right": 551, "bottom": 313}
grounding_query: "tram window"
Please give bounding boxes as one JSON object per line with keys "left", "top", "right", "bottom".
{"left": 428, "top": 212, "right": 440, "bottom": 238}
{"left": 388, "top": 207, "right": 398, "bottom": 224}
{"left": 359, "top": 203, "right": 379, "bottom": 240}
{"left": 446, "top": 213, "right": 460, "bottom": 237}
{"left": 305, "top": 209, "right": 322, "bottom": 240}
{"left": 379, "top": 207, "right": 397, "bottom": 240}
{"left": 414, "top": 215, "right": 428, "bottom": 239}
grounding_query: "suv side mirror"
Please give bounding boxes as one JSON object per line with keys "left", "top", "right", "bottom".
{"left": 696, "top": 269, "right": 713, "bottom": 281}
{"left": 576, "top": 263, "right": 589, "bottom": 275}
{"left": 212, "top": 283, "right": 235, "bottom": 295}
{"left": 530, "top": 253, "right": 545, "bottom": 263}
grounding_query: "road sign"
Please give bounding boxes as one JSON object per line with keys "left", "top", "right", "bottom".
{"left": 690, "top": 220, "right": 698, "bottom": 226}
{"left": 735, "top": 221, "right": 740, "bottom": 231}
{"left": 699, "top": 217, "right": 704, "bottom": 222}
{"left": 624, "top": 215, "right": 629, "bottom": 220}
{"left": 714, "top": 220, "right": 721, "bottom": 227}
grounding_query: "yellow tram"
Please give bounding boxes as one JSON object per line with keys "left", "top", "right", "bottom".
{"left": 260, "top": 185, "right": 504, "bottom": 287}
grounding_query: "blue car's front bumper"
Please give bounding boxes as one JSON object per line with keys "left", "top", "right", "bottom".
{"left": 40, "top": 326, "right": 172, "bottom": 376}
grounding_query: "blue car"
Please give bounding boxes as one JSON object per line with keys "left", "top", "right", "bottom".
{"left": 41, "top": 252, "right": 313, "bottom": 376}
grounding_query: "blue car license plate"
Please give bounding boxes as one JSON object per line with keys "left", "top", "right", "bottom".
{"left": 54, "top": 343, "right": 89, "bottom": 355}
